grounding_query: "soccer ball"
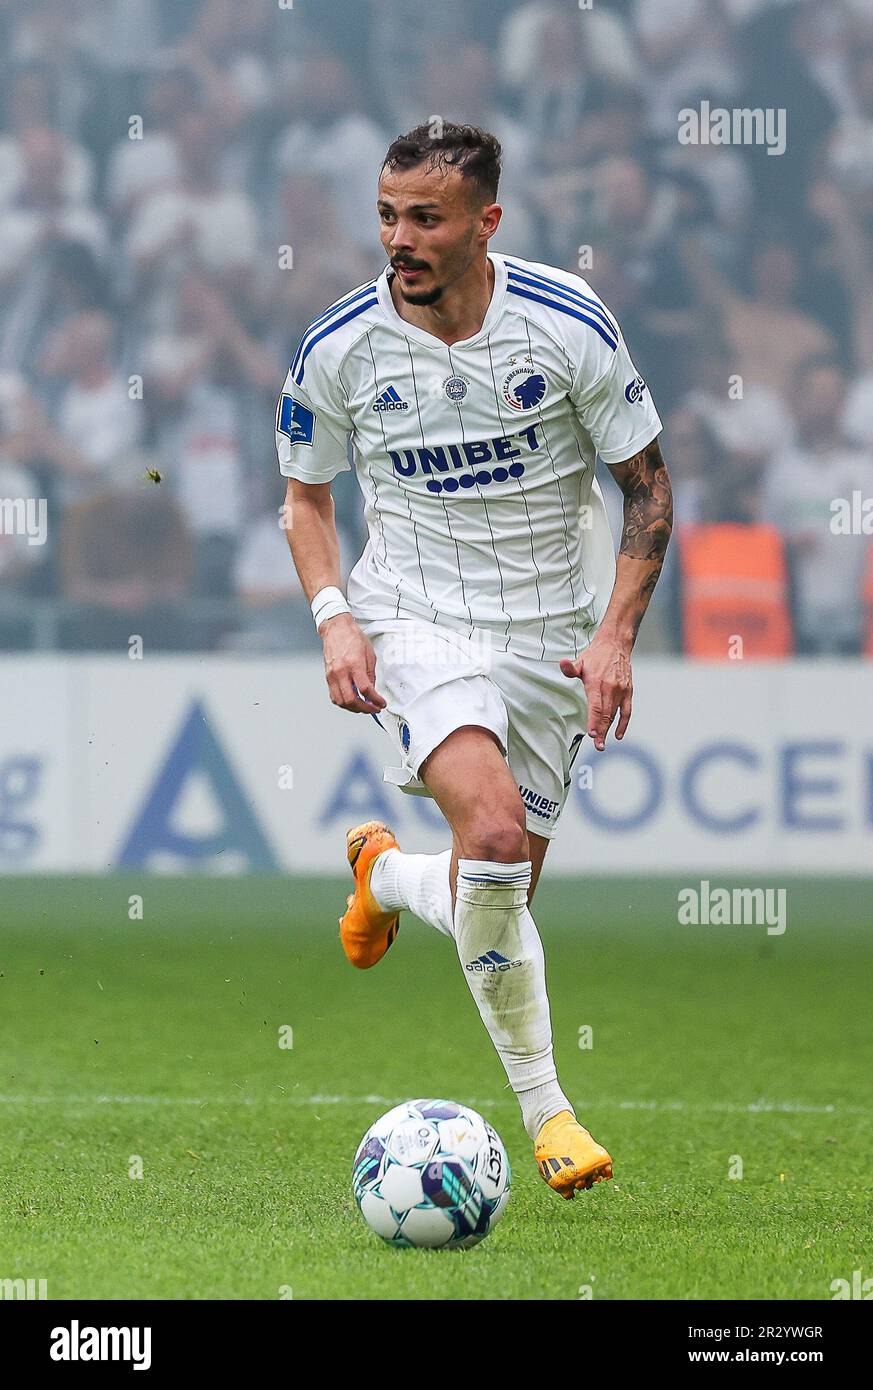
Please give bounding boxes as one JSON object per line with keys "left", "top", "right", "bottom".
{"left": 352, "top": 1099, "right": 511, "bottom": 1249}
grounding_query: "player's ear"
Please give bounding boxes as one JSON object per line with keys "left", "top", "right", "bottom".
{"left": 481, "top": 202, "right": 502, "bottom": 242}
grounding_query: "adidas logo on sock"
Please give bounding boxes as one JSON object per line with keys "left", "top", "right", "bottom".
{"left": 465, "top": 950, "right": 523, "bottom": 973}
{"left": 373, "top": 385, "right": 409, "bottom": 412}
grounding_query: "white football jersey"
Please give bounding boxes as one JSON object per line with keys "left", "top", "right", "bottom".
{"left": 276, "top": 252, "right": 662, "bottom": 660}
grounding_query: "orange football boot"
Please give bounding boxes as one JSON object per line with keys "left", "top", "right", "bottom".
{"left": 339, "top": 821, "right": 401, "bottom": 969}
{"left": 534, "top": 1110, "right": 613, "bottom": 1199}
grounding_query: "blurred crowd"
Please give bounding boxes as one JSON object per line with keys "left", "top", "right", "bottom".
{"left": 1, "top": 0, "right": 873, "bottom": 654}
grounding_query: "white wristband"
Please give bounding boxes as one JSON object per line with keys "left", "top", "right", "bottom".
{"left": 311, "top": 585, "right": 351, "bottom": 629}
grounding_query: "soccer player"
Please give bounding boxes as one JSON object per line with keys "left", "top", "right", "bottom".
{"left": 276, "top": 124, "right": 672, "bottom": 1199}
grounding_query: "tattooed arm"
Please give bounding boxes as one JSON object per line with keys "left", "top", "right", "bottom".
{"left": 560, "top": 437, "right": 673, "bottom": 750}
{"left": 601, "top": 436, "right": 674, "bottom": 643}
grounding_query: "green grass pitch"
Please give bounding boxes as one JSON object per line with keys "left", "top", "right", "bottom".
{"left": 1, "top": 875, "right": 870, "bottom": 1300}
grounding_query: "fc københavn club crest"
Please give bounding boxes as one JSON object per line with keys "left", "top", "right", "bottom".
{"left": 502, "top": 366, "right": 547, "bottom": 411}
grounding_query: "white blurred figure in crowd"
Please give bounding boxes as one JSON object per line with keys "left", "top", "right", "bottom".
{"left": 827, "top": 43, "right": 873, "bottom": 205}
{"left": 500, "top": 3, "right": 595, "bottom": 170}
{"left": 633, "top": 0, "right": 741, "bottom": 139}
{"left": 104, "top": 65, "right": 193, "bottom": 219}
{"left": 74, "top": 0, "right": 161, "bottom": 75}
{"left": 763, "top": 356, "right": 873, "bottom": 654}
{"left": 16, "top": 310, "right": 141, "bottom": 506}
{"left": 0, "top": 63, "right": 94, "bottom": 212}
{"left": 0, "top": 373, "right": 46, "bottom": 615}
{"left": 228, "top": 509, "right": 358, "bottom": 654}
{"left": 0, "top": 457, "right": 43, "bottom": 578}
{"left": 842, "top": 371, "right": 873, "bottom": 452}
{"left": 583, "top": 155, "right": 680, "bottom": 279}
{"left": 8, "top": 0, "right": 103, "bottom": 136}
{"left": 498, "top": 0, "right": 637, "bottom": 99}
{"left": 127, "top": 111, "right": 259, "bottom": 283}
{"left": 144, "top": 271, "right": 277, "bottom": 597}
{"left": 272, "top": 52, "right": 388, "bottom": 257}
{"left": 790, "top": 0, "right": 858, "bottom": 124}
{"left": 168, "top": 0, "right": 278, "bottom": 190}
{"left": 0, "top": 128, "right": 106, "bottom": 281}
{"left": 368, "top": 0, "right": 496, "bottom": 130}
{"left": 682, "top": 338, "right": 796, "bottom": 462}
{"left": 268, "top": 173, "right": 376, "bottom": 328}
{"left": 172, "top": 0, "right": 275, "bottom": 121}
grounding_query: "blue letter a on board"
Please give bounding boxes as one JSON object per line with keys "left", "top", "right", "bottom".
{"left": 117, "top": 699, "right": 277, "bottom": 870}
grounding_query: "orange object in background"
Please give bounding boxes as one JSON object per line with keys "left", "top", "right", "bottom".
{"left": 679, "top": 524, "right": 794, "bottom": 659}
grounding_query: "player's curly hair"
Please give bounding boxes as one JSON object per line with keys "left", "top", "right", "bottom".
{"left": 382, "top": 122, "right": 502, "bottom": 203}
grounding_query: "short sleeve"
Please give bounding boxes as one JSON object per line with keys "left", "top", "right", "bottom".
{"left": 275, "top": 344, "right": 353, "bottom": 484}
{"left": 570, "top": 326, "right": 662, "bottom": 466}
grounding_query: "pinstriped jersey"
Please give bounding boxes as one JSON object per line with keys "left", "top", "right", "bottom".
{"left": 275, "top": 252, "right": 662, "bottom": 660}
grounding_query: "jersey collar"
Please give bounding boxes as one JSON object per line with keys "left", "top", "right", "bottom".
{"left": 376, "top": 252, "right": 508, "bottom": 349}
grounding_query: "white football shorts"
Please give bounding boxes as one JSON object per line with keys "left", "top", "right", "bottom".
{"left": 359, "top": 617, "right": 590, "bottom": 839}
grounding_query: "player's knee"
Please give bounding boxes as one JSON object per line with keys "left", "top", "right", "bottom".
{"left": 462, "top": 810, "right": 528, "bottom": 865}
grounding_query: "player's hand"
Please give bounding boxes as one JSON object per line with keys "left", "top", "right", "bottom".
{"left": 320, "top": 613, "right": 387, "bottom": 714}
{"left": 560, "top": 634, "right": 633, "bottom": 751}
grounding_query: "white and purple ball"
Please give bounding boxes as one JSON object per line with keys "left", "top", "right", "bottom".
{"left": 352, "top": 1099, "right": 511, "bottom": 1249}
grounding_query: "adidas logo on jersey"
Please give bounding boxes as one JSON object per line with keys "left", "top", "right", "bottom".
{"left": 373, "top": 385, "right": 409, "bottom": 412}
{"left": 465, "top": 950, "right": 523, "bottom": 973}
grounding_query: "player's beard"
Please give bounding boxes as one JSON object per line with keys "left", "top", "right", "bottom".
{"left": 391, "top": 237, "right": 479, "bottom": 308}
{"left": 392, "top": 268, "right": 444, "bottom": 306}
{"left": 391, "top": 256, "right": 444, "bottom": 306}
{"left": 398, "top": 283, "right": 444, "bottom": 306}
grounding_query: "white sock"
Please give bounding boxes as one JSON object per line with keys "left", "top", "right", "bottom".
{"left": 369, "top": 847, "right": 454, "bottom": 938}
{"left": 518, "top": 1073, "right": 576, "bottom": 1140}
{"left": 454, "top": 859, "right": 574, "bottom": 1139}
